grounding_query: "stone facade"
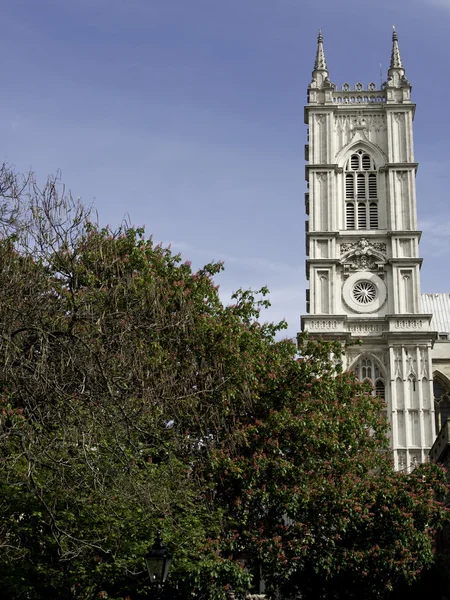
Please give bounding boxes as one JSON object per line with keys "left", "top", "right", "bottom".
{"left": 301, "top": 30, "right": 450, "bottom": 470}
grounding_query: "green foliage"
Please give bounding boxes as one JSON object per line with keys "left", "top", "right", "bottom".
{"left": 208, "top": 338, "right": 449, "bottom": 599}
{"left": 0, "top": 169, "right": 447, "bottom": 599}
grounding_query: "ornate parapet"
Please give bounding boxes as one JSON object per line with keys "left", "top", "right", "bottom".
{"left": 302, "top": 316, "right": 387, "bottom": 337}
{"left": 348, "top": 321, "right": 387, "bottom": 335}
{"left": 385, "top": 314, "right": 433, "bottom": 332}
{"left": 303, "top": 317, "right": 346, "bottom": 333}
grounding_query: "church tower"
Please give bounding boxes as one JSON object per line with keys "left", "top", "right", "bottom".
{"left": 301, "top": 30, "right": 437, "bottom": 470}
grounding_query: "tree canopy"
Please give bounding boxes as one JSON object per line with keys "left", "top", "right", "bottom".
{"left": 0, "top": 167, "right": 447, "bottom": 599}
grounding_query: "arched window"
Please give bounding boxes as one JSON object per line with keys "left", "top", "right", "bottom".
{"left": 352, "top": 356, "right": 386, "bottom": 425}
{"left": 434, "top": 378, "right": 450, "bottom": 433}
{"left": 345, "top": 150, "right": 379, "bottom": 230}
{"left": 352, "top": 356, "right": 385, "bottom": 394}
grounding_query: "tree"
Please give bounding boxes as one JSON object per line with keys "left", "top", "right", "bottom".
{"left": 0, "top": 166, "right": 447, "bottom": 599}
{"left": 0, "top": 169, "right": 265, "bottom": 598}
{"left": 208, "top": 337, "right": 449, "bottom": 599}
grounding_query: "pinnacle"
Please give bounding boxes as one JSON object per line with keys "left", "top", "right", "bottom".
{"left": 314, "top": 29, "right": 328, "bottom": 71}
{"left": 390, "top": 26, "right": 403, "bottom": 69}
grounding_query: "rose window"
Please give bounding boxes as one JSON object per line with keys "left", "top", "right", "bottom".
{"left": 352, "top": 281, "right": 377, "bottom": 304}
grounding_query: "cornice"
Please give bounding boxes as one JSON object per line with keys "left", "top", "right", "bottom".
{"left": 388, "top": 230, "right": 422, "bottom": 239}
{"left": 388, "top": 258, "right": 423, "bottom": 266}
{"left": 306, "top": 231, "right": 339, "bottom": 238}
{"left": 379, "top": 163, "right": 418, "bottom": 172}
{"left": 384, "top": 103, "right": 416, "bottom": 112}
{"left": 306, "top": 258, "right": 339, "bottom": 266}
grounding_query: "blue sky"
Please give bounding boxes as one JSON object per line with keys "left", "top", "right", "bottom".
{"left": 1, "top": 0, "right": 449, "bottom": 338}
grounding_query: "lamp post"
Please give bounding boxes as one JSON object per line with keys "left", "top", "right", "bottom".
{"left": 145, "top": 531, "right": 172, "bottom": 595}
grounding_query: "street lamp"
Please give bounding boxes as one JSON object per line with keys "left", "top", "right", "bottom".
{"left": 145, "top": 531, "right": 172, "bottom": 585}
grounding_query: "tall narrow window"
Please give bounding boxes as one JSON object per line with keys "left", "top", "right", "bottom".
{"left": 352, "top": 357, "right": 387, "bottom": 425}
{"left": 345, "top": 174, "right": 354, "bottom": 199}
{"left": 357, "top": 174, "right": 366, "bottom": 198}
{"left": 368, "top": 174, "right": 377, "bottom": 198}
{"left": 358, "top": 203, "right": 367, "bottom": 229}
{"left": 434, "top": 379, "right": 450, "bottom": 433}
{"left": 345, "top": 150, "right": 379, "bottom": 230}
{"left": 369, "top": 203, "right": 378, "bottom": 229}
{"left": 376, "top": 380, "right": 385, "bottom": 398}
{"left": 346, "top": 203, "right": 355, "bottom": 229}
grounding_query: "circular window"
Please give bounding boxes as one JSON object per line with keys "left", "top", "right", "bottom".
{"left": 342, "top": 272, "right": 387, "bottom": 314}
{"left": 352, "top": 281, "right": 377, "bottom": 304}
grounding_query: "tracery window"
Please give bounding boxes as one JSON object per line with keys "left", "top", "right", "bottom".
{"left": 434, "top": 378, "right": 450, "bottom": 433}
{"left": 352, "top": 356, "right": 385, "bottom": 396}
{"left": 345, "top": 150, "right": 379, "bottom": 230}
{"left": 352, "top": 356, "right": 387, "bottom": 433}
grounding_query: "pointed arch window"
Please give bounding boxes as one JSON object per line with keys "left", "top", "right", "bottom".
{"left": 352, "top": 356, "right": 387, "bottom": 426}
{"left": 434, "top": 378, "right": 450, "bottom": 433}
{"left": 345, "top": 150, "right": 379, "bottom": 230}
{"left": 352, "top": 356, "right": 385, "bottom": 397}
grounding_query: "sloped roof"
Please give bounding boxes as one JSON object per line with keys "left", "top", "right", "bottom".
{"left": 422, "top": 294, "right": 450, "bottom": 334}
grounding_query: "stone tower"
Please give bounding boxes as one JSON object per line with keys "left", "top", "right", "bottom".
{"left": 301, "top": 30, "right": 436, "bottom": 470}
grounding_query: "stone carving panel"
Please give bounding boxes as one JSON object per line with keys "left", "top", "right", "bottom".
{"left": 334, "top": 113, "right": 387, "bottom": 151}
{"left": 340, "top": 238, "right": 387, "bottom": 279}
{"left": 341, "top": 238, "right": 387, "bottom": 255}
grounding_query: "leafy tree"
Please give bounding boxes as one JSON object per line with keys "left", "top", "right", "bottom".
{"left": 208, "top": 338, "right": 449, "bottom": 599}
{"left": 0, "top": 166, "right": 447, "bottom": 599}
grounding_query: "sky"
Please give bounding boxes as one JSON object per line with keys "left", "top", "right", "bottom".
{"left": 0, "top": 0, "right": 449, "bottom": 339}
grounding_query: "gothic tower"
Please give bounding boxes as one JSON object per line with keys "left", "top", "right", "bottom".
{"left": 301, "top": 30, "right": 436, "bottom": 470}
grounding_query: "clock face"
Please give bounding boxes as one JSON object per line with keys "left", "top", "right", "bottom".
{"left": 342, "top": 272, "right": 387, "bottom": 314}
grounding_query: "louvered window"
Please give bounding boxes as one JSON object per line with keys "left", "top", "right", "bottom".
{"left": 369, "top": 203, "right": 378, "bottom": 229}
{"left": 357, "top": 174, "right": 366, "bottom": 198}
{"left": 345, "top": 174, "right": 354, "bottom": 199}
{"left": 376, "top": 380, "right": 385, "bottom": 399}
{"left": 362, "top": 154, "right": 371, "bottom": 170}
{"left": 345, "top": 150, "right": 379, "bottom": 230}
{"left": 358, "top": 203, "right": 367, "bottom": 229}
{"left": 346, "top": 203, "right": 355, "bottom": 229}
{"left": 368, "top": 174, "right": 377, "bottom": 199}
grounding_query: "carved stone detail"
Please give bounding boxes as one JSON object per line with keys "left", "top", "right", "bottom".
{"left": 341, "top": 238, "right": 387, "bottom": 255}
{"left": 340, "top": 238, "right": 387, "bottom": 277}
{"left": 420, "top": 348, "right": 429, "bottom": 379}
{"left": 406, "top": 351, "right": 417, "bottom": 378}
{"left": 335, "top": 114, "right": 386, "bottom": 131}
{"left": 394, "top": 348, "right": 402, "bottom": 378}
{"left": 349, "top": 322, "right": 386, "bottom": 334}
{"left": 309, "top": 320, "right": 339, "bottom": 330}
{"left": 316, "top": 113, "right": 326, "bottom": 125}
{"left": 395, "top": 319, "right": 423, "bottom": 329}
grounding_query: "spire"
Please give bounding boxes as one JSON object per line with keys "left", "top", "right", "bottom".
{"left": 386, "top": 26, "right": 410, "bottom": 91}
{"left": 309, "top": 30, "right": 333, "bottom": 93}
{"left": 390, "top": 26, "right": 403, "bottom": 69}
{"left": 314, "top": 30, "right": 328, "bottom": 71}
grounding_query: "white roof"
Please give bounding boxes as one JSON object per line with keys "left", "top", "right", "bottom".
{"left": 421, "top": 293, "right": 450, "bottom": 334}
